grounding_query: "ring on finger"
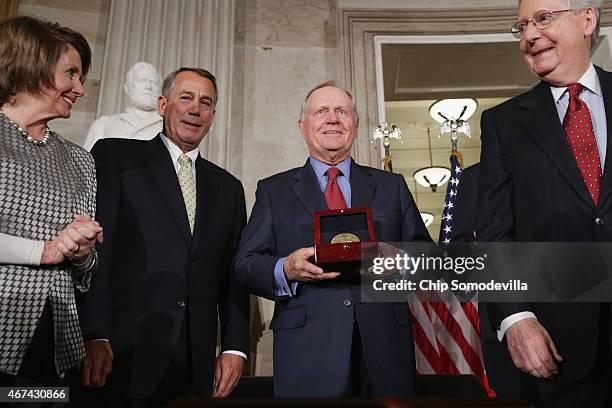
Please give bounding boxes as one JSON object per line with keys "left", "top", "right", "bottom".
{"left": 71, "top": 244, "right": 80, "bottom": 253}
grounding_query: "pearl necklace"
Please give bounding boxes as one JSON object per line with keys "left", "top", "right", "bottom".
{"left": 0, "top": 112, "right": 51, "bottom": 146}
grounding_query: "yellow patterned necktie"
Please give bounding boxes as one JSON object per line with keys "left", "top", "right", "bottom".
{"left": 177, "top": 153, "right": 196, "bottom": 233}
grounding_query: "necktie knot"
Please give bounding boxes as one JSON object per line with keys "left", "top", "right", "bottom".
{"left": 324, "top": 166, "right": 346, "bottom": 210}
{"left": 326, "top": 166, "right": 342, "bottom": 181}
{"left": 178, "top": 153, "right": 192, "bottom": 168}
{"left": 566, "top": 83, "right": 583, "bottom": 100}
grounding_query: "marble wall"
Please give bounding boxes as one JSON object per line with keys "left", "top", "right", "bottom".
{"left": 231, "top": 0, "right": 339, "bottom": 204}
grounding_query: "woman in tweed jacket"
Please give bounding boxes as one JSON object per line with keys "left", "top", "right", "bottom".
{"left": 0, "top": 16, "right": 103, "bottom": 387}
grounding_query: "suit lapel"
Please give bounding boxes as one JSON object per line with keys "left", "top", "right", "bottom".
{"left": 595, "top": 67, "right": 612, "bottom": 208}
{"left": 146, "top": 135, "right": 192, "bottom": 244}
{"left": 519, "top": 81, "right": 595, "bottom": 208}
{"left": 291, "top": 160, "right": 327, "bottom": 214}
{"left": 350, "top": 160, "right": 377, "bottom": 208}
{"left": 191, "top": 157, "right": 220, "bottom": 250}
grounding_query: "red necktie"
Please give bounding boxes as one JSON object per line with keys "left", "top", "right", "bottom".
{"left": 563, "top": 83, "right": 601, "bottom": 206}
{"left": 324, "top": 166, "right": 347, "bottom": 210}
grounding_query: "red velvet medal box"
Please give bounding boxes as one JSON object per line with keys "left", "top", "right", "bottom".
{"left": 313, "top": 207, "right": 377, "bottom": 264}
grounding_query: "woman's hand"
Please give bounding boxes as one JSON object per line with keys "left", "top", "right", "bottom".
{"left": 41, "top": 214, "right": 103, "bottom": 265}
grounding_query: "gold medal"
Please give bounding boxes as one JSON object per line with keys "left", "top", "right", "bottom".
{"left": 331, "top": 232, "right": 360, "bottom": 244}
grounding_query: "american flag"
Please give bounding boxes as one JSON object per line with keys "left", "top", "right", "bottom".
{"left": 409, "top": 152, "right": 496, "bottom": 397}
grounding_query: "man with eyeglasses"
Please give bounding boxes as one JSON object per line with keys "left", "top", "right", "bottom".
{"left": 478, "top": 1, "right": 609, "bottom": 407}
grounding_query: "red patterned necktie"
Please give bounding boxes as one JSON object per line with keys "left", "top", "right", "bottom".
{"left": 324, "top": 166, "right": 347, "bottom": 210}
{"left": 563, "top": 83, "right": 602, "bottom": 206}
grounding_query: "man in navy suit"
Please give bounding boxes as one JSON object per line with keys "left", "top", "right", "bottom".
{"left": 234, "top": 81, "right": 431, "bottom": 397}
{"left": 478, "top": 1, "right": 611, "bottom": 406}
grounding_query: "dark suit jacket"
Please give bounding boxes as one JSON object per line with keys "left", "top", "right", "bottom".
{"left": 452, "top": 163, "right": 479, "bottom": 243}
{"left": 451, "top": 163, "right": 521, "bottom": 397}
{"left": 477, "top": 66, "right": 612, "bottom": 381}
{"left": 77, "top": 135, "right": 249, "bottom": 398}
{"left": 234, "top": 159, "right": 431, "bottom": 397}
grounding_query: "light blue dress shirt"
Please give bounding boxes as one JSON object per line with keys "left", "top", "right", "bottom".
{"left": 272, "top": 157, "right": 352, "bottom": 297}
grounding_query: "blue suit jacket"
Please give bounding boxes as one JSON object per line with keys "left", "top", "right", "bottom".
{"left": 235, "top": 159, "right": 431, "bottom": 396}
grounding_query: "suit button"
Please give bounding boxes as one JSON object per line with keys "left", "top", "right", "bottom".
{"left": 189, "top": 260, "right": 196, "bottom": 267}
{"left": 595, "top": 217, "right": 604, "bottom": 225}
{"left": 177, "top": 300, "right": 186, "bottom": 308}
{"left": 343, "top": 299, "right": 352, "bottom": 307}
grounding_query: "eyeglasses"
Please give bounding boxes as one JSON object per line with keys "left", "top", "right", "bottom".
{"left": 511, "top": 9, "right": 573, "bottom": 38}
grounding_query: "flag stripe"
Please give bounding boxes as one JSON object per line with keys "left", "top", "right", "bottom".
{"left": 463, "top": 300, "right": 481, "bottom": 333}
{"left": 429, "top": 299, "right": 485, "bottom": 377}
{"left": 436, "top": 337, "right": 460, "bottom": 375}
{"left": 414, "top": 344, "right": 436, "bottom": 374}
{"left": 412, "top": 313, "right": 445, "bottom": 373}
{"left": 409, "top": 294, "right": 438, "bottom": 347}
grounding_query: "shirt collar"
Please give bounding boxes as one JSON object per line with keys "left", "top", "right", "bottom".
{"left": 550, "top": 63, "right": 601, "bottom": 102}
{"left": 160, "top": 133, "right": 199, "bottom": 165}
{"left": 309, "top": 156, "right": 352, "bottom": 180}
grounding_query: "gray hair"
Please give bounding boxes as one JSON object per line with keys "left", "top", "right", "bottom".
{"left": 519, "top": 0, "right": 601, "bottom": 45}
{"left": 569, "top": 0, "right": 602, "bottom": 43}
{"left": 299, "top": 80, "right": 359, "bottom": 123}
{"left": 569, "top": 0, "right": 601, "bottom": 44}
{"left": 161, "top": 67, "right": 218, "bottom": 105}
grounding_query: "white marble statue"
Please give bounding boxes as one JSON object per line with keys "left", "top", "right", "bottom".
{"left": 83, "top": 62, "right": 163, "bottom": 151}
